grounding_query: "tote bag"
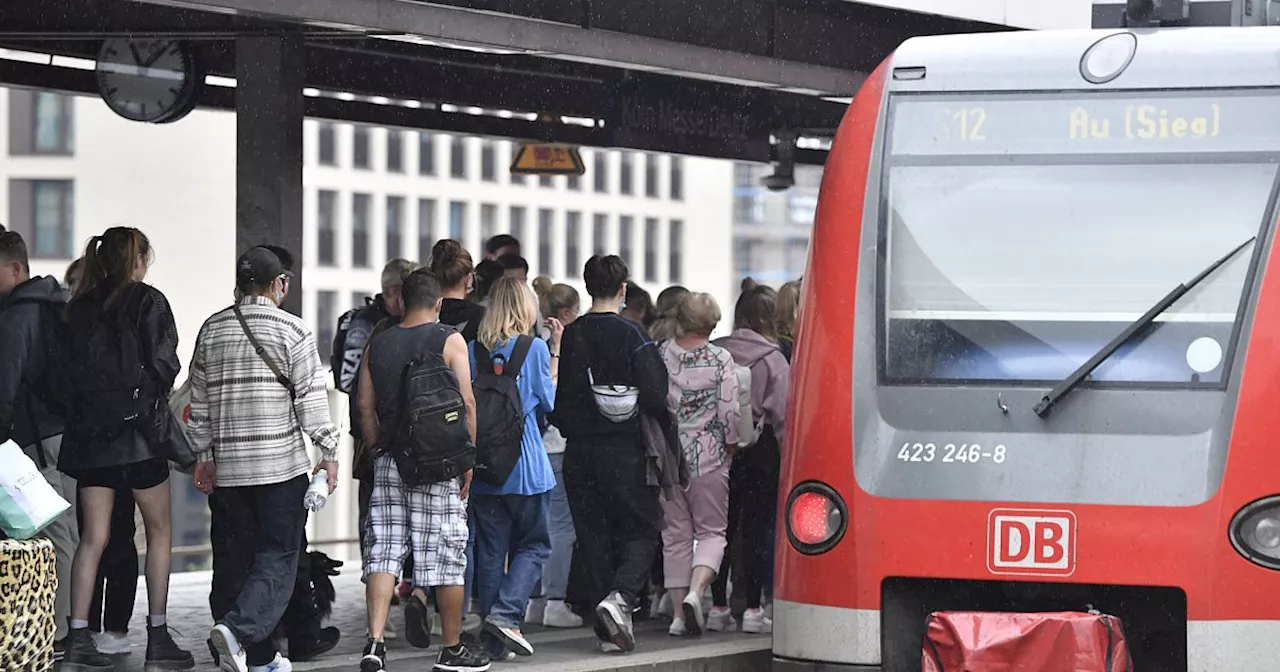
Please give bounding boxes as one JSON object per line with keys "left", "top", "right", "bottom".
{"left": 0, "top": 440, "right": 71, "bottom": 539}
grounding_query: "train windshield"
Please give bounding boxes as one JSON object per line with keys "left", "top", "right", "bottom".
{"left": 882, "top": 91, "right": 1280, "bottom": 386}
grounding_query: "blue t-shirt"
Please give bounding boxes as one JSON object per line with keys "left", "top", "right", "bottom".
{"left": 468, "top": 337, "right": 557, "bottom": 496}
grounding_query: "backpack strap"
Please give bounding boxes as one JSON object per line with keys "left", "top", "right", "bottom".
{"left": 474, "top": 341, "right": 496, "bottom": 375}
{"left": 232, "top": 303, "right": 296, "bottom": 401}
{"left": 504, "top": 336, "right": 535, "bottom": 379}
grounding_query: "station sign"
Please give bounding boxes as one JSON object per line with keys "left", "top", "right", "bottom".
{"left": 509, "top": 143, "right": 585, "bottom": 176}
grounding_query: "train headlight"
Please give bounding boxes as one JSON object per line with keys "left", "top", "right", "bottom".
{"left": 786, "top": 482, "right": 848, "bottom": 555}
{"left": 1229, "top": 496, "right": 1280, "bottom": 569}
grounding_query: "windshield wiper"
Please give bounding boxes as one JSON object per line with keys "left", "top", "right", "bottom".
{"left": 1032, "top": 236, "right": 1256, "bottom": 417}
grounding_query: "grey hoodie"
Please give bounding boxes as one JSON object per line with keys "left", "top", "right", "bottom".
{"left": 714, "top": 328, "right": 790, "bottom": 442}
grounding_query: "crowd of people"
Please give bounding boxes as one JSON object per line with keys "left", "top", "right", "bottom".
{"left": 0, "top": 222, "right": 802, "bottom": 672}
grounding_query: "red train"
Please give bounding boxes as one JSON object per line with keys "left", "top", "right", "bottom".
{"left": 773, "top": 26, "right": 1280, "bottom": 672}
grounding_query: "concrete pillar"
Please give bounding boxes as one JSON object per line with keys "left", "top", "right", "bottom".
{"left": 235, "top": 34, "right": 305, "bottom": 316}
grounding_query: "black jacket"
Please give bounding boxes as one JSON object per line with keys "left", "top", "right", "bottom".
{"left": 59, "top": 282, "right": 181, "bottom": 474}
{"left": 551, "top": 312, "right": 668, "bottom": 441}
{"left": 0, "top": 276, "right": 68, "bottom": 449}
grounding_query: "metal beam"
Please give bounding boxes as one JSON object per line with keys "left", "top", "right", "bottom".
{"left": 124, "top": 0, "right": 865, "bottom": 96}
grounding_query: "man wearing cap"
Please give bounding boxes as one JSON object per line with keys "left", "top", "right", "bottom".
{"left": 188, "top": 246, "right": 340, "bottom": 672}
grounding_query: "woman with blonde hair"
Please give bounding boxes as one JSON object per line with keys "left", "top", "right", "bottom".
{"left": 658, "top": 292, "right": 740, "bottom": 636}
{"left": 469, "top": 276, "right": 562, "bottom": 658}
{"left": 648, "top": 285, "right": 689, "bottom": 343}
{"left": 525, "top": 279, "right": 584, "bottom": 628}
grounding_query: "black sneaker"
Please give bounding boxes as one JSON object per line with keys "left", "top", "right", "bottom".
{"left": 145, "top": 621, "right": 195, "bottom": 670}
{"left": 53, "top": 637, "right": 66, "bottom": 662}
{"left": 404, "top": 594, "right": 433, "bottom": 649}
{"left": 433, "top": 643, "right": 491, "bottom": 671}
{"left": 61, "top": 627, "right": 113, "bottom": 670}
{"left": 360, "top": 638, "right": 387, "bottom": 672}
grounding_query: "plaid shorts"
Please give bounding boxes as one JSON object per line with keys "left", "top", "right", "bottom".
{"left": 362, "top": 454, "right": 469, "bottom": 587}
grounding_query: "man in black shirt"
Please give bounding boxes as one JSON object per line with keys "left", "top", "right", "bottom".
{"left": 551, "top": 255, "right": 668, "bottom": 653}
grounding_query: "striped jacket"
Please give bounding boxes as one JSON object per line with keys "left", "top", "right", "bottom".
{"left": 187, "top": 295, "right": 339, "bottom": 487}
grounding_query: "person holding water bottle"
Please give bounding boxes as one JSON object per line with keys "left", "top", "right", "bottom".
{"left": 187, "top": 247, "right": 341, "bottom": 672}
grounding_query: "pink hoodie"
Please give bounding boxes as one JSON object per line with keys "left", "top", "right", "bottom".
{"left": 713, "top": 328, "right": 790, "bottom": 442}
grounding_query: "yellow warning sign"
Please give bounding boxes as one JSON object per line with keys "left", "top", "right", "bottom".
{"left": 509, "top": 143, "right": 585, "bottom": 176}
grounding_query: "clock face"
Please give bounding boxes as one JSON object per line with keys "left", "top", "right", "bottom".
{"left": 96, "top": 38, "right": 199, "bottom": 124}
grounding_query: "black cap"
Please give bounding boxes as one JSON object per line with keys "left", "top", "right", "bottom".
{"left": 236, "top": 246, "right": 293, "bottom": 287}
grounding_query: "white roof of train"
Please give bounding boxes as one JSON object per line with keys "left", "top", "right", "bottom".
{"left": 890, "top": 27, "right": 1280, "bottom": 92}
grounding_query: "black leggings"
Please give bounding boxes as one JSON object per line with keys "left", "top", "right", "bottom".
{"left": 77, "top": 487, "right": 139, "bottom": 633}
{"left": 712, "top": 430, "right": 780, "bottom": 611}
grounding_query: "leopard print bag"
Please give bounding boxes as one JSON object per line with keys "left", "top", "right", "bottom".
{"left": 0, "top": 538, "right": 57, "bottom": 671}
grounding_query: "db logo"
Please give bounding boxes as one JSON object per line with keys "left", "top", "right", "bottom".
{"left": 987, "top": 508, "right": 1076, "bottom": 577}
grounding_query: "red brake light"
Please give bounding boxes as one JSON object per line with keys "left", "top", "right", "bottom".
{"left": 790, "top": 492, "right": 834, "bottom": 545}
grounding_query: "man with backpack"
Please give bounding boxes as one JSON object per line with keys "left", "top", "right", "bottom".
{"left": 355, "top": 269, "right": 490, "bottom": 672}
{"left": 0, "top": 229, "right": 79, "bottom": 657}
{"left": 190, "top": 247, "right": 341, "bottom": 672}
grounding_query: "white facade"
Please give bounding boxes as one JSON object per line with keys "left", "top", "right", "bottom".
{"left": 0, "top": 87, "right": 735, "bottom": 563}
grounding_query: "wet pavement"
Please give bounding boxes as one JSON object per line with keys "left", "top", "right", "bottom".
{"left": 70, "top": 570, "right": 771, "bottom": 671}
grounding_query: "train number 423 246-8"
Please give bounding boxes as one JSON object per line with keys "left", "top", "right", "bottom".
{"left": 896, "top": 442, "right": 1007, "bottom": 464}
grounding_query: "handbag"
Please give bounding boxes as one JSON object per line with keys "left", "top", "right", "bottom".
{"left": 138, "top": 397, "right": 197, "bottom": 472}
{"left": 0, "top": 440, "right": 71, "bottom": 540}
{"left": 579, "top": 316, "right": 640, "bottom": 423}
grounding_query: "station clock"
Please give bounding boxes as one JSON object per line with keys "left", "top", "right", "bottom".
{"left": 95, "top": 38, "right": 203, "bottom": 124}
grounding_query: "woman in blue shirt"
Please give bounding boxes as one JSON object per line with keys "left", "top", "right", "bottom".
{"left": 468, "top": 276, "right": 560, "bottom": 659}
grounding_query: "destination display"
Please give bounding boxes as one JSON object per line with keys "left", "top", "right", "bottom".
{"left": 890, "top": 93, "right": 1280, "bottom": 156}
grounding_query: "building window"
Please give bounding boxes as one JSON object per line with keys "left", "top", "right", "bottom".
{"left": 449, "top": 201, "right": 466, "bottom": 241}
{"left": 481, "top": 141, "right": 496, "bottom": 182}
{"left": 509, "top": 206, "right": 526, "bottom": 242}
{"left": 316, "top": 291, "right": 336, "bottom": 361}
{"left": 644, "top": 217, "right": 659, "bottom": 282}
{"left": 318, "top": 123, "right": 336, "bottom": 166}
{"left": 510, "top": 143, "right": 525, "bottom": 185}
{"left": 450, "top": 136, "right": 467, "bottom": 179}
{"left": 9, "top": 90, "right": 74, "bottom": 156}
{"left": 593, "top": 152, "right": 608, "bottom": 193}
{"left": 317, "top": 190, "right": 336, "bottom": 267}
{"left": 592, "top": 213, "right": 607, "bottom": 256}
{"left": 565, "top": 211, "right": 581, "bottom": 278}
{"left": 418, "top": 133, "right": 435, "bottom": 175}
{"left": 538, "top": 209, "right": 554, "bottom": 276}
{"left": 352, "top": 193, "right": 370, "bottom": 267}
{"left": 567, "top": 175, "right": 581, "bottom": 191}
{"left": 620, "top": 152, "right": 634, "bottom": 195}
{"left": 645, "top": 154, "right": 659, "bottom": 198}
{"left": 8, "top": 179, "right": 75, "bottom": 259}
{"left": 353, "top": 126, "right": 370, "bottom": 169}
{"left": 619, "top": 215, "right": 634, "bottom": 266}
{"left": 386, "top": 196, "right": 404, "bottom": 260}
{"left": 386, "top": 130, "right": 404, "bottom": 172}
{"left": 669, "top": 219, "right": 684, "bottom": 283}
{"left": 481, "top": 203, "right": 497, "bottom": 243}
{"left": 539, "top": 175, "right": 553, "bottom": 188}
{"left": 418, "top": 198, "right": 436, "bottom": 261}
{"left": 670, "top": 156, "right": 684, "bottom": 201}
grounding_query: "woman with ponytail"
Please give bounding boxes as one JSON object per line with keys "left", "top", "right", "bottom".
{"left": 59, "top": 227, "right": 193, "bottom": 670}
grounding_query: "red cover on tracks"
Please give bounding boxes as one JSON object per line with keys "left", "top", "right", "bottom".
{"left": 921, "top": 611, "right": 1133, "bottom": 672}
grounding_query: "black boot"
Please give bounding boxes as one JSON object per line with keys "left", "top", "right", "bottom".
{"left": 61, "top": 627, "right": 113, "bottom": 670}
{"left": 145, "top": 619, "right": 194, "bottom": 670}
{"left": 288, "top": 626, "right": 340, "bottom": 662}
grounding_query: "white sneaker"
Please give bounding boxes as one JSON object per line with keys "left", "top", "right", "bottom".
{"left": 93, "top": 631, "right": 131, "bottom": 655}
{"left": 706, "top": 607, "right": 737, "bottom": 633}
{"left": 681, "top": 593, "right": 705, "bottom": 636}
{"left": 248, "top": 652, "right": 292, "bottom": 672}
{"left": 525, "top": 598, "right": 547, "bottom": 625}
{"left": 594, "top": 591, "right": 635, "bottom": 653}
{"left": 656, "top": 592, "right": 674, "bottom": 617}
{"left": 668, "top": 617, "right": 687, "bottom": 637}
{"left": 764, "top": 601, "right": 774, "bottom": 621}
{"left": 210, "top": 624, "right": 248, "bottom": 672}
{"left": 543, "top": 600, "right": 583, "bottom": 628}
{"left": 598, "top": 641, "right": 623, "bottom": 653}
{"left": 742, "top": 608, "right": 773, "bottom": 634}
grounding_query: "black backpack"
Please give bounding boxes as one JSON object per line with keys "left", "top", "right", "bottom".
{"left": 332, "top": 299, "right": 385, "bottom": 394}
{"left": 66, "top": 286, "right": 152, "bottom": 442}
{"left": 388, "top": 329, "right": 475, "bottom": 485}
{"left": 472, "top": 336, "right": 534, "bottom": 486}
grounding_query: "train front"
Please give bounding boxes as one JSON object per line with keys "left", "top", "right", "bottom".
{"left": 773, "top": 27, "right": 1280, "bottom": 672}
